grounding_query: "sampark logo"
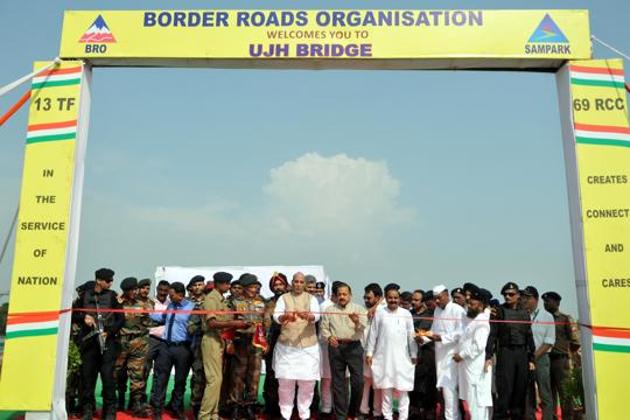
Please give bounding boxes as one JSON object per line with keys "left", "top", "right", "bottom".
{"left": 524, "top": 14, "right": 571, "bottom": 55}
{"left": 79, "top": 15, "right": 115, "bottom": 54}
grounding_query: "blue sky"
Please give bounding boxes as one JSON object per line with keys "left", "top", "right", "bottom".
{"left": 1, "top": 0, "right": 628, "bottom": 314}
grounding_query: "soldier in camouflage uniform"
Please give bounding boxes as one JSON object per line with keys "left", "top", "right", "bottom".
{"left": 227, "top": 274, "right": 268, "bottom": 419}
{"left": 186, "top": 275, "right": 207, "bottom": 419}
{"left": 114, "top": 277, "right": 155, "bottom": 417}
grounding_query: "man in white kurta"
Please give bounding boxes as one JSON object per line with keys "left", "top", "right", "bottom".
{"left": 272, "top": 272, "right": 321, "bottom": 420}
{"left": 429, "top": 285, "right": 466, "bottom": 420}
{"left": 366, "top": 284, "right": 417, "bottom": 420}
{"left": 360, "top": 283, "right": 385, "bottom": 417}
{"left": 454, "top": 289, "right": 493, "bottom": 420}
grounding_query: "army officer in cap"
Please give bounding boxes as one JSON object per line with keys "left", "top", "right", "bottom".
{"left": 227, "top": 274, "right": 267, "bottom": 419}
{"left": 199, "top": 272, "right": 250, "bottom": 420}
{"left": 489, "top": 282, "right": 535, "bottom": 420}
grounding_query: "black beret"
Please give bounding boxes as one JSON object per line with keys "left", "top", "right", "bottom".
{"left": 462, "top": 282, "right": 479, "bottom": 293}
{"left": 231, "top": 279, "right": 242, "bottom": 286}
{"left": 470, "top": 288, "right": 492, "bottom": 306}
{"left": 187, "top": 275, "right": 205, "bottom": 289}
{"left": 138, "top": 278, "right": 151, "bottom": 288}
{"left": 542, "top": 291, "right": 562, "bottom": 302}
{"left": 120, "top": 277, "right": 138, "bottom": 291}
{"left": 95, "top": 268, "right": 115, "bottom": 282}
{"left": 521, "top": 286, "right": 539, "bottom": 299}
{"left": 501, "top": 282, "right": 520, "bottom": 295}
{"left": 489, "top": 298, "right": 500, "bottom": 307}
{"left": 451, "top": 287, "right": 464, "bottom": 297}
{"left": 213, "top": 272, "right": 233, "bottom": 284}
{"left": 423, "top": 290, "right": 434, "bottom": 301}
{"left": 240, "top": 273, "right": 261, "bottom": 288}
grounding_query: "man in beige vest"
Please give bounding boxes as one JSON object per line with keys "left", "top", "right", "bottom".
{"left": 272, "top": 272, "right": 321, "bottom": 420}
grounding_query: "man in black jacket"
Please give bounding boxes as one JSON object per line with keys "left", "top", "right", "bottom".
{"left": 72, "top": 268, "right": 124, "bottom": 420}
{"left": 489, "top": 282, "right": 536, "bottom": 420}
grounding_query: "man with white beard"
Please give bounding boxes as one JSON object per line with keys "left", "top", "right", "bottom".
{"left": 366, "top": 283, "right": 417, "bottom": 420}
{"left": 453, "top": 288, "right": 493, "bottom": 420}
{"left": 425, "top": 285, "right": 466, "bottom": 420}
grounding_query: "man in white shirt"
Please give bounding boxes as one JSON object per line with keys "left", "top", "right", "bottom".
{"left": 453, "top": 288, "right": 493, "bottom": 420}
{"left": 366, "top": 283, "right": 417, "bottom": 420}
{"left": 426, "top": 284, "right": 466, "bottom": 420}
{"left": 522, "top": 286, "right": 555, "bottom": 420}
{"left": 359, "top": 283, "right": 384, "bottom": 418}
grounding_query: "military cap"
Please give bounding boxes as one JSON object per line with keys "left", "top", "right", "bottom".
{"left": 469, "top": 287, "right": 490, "bottom": 305}
{"left": 120, "top": 277, "right": 138, "bottom": 291}
{"left": 451, "top": 287, "right": 464, "bottom": 297}
{"left": 187, "top": 275, "right": 205, "bottom": 289}
{"left": 521, "top": 286, "right": 539, "bottom": 299}
{"left": 501, "top": 282, "right": 520, "bottom": 295}
{"left": 95, "top": 268, "right": 115, "bottom": 282}
{"left": 240, "top": 273, "right": 261, "bottom": 288}
{"left": 462, "top": 282, "right": 479, "bottom": 293}
{"left": 542, "top": 291, "right": 562, "bottom": 302}
{"left": 138, "top": 278, "right": 151, "bottom": 288}
{"left": 213, "top": 271, "right": 233, "bottom": 284}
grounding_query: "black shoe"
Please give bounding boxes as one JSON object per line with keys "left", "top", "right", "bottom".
{"left": 245, "top": 405, "right": 256, "bottom": 419}
{"left": 103, "top": 408, "right": 117, "bottom": 420}
{"left": 152, "top": 410, "right": 162, "bottom": 420}
{"left": 80, "top": 407, "right": 93, "bottom": 420}
{"left": 132, "top": 402, "right": 150, "bottom": 418}
{"left": 230, "top": 405, "right": 240, "bottom": 419}
{"left": 174, "top": 409, "right": 186, "bottom": 420}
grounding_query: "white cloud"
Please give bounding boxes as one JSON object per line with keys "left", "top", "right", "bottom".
{"left": 263, "top": 153, "right": 415, "bottom": 236}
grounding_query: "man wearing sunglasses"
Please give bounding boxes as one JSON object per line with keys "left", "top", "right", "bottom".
{"left": 488, "top": 282, "right": 535, "bottom": 420}
{"left": 72, "top": 267, "right": 124, "bottom": 420}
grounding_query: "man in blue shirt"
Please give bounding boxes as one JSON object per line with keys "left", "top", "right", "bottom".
{"left": 149, "top": 282, "right": 195, "bottom": 419}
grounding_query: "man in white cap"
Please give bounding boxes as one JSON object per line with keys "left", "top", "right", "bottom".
{"left": 425, "top": 284, "right": 466, "bottom": 420}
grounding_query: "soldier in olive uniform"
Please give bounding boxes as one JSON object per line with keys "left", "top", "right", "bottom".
{"left": 114, "top": 277, "right": 155, "bottom": 417}
{"left": 227, "top": 274, "right": 268, "bottom": 419}
{"left": 199, "top": 272, "right": 250, "bottom": 420}
{"left": 186, "top": 275, "right": 207, "bottom": 418}
{"left": 543, "top": 292, "right": 581, "bottom": 420}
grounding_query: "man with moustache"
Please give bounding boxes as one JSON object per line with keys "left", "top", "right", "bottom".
{"left": 320, "top": 282, "right": 367, "bottom": 420}
{"left": 72, "top": 268, "right": 124, "bottom": 420}
{"left": 489, "top": 282, "right": 535, "bottom": 420}
{"left": 366, "top": 283, "right": 417, "bottom": 420}
{"left": 143, "top": 280, "right": 170, "bottom": 406}
{"left": 186, "top": 275, "right": 207, "bottom": 418}
{"left": 453, "top": 288, "right": 493, "bottom": 420}
{"left": 273, "top": 272, "right": 321, "bottom": 420}
{"left": 199, "top": 272, "right": 250, "bottom": 420}
{"left": 359, "top": 283, "right": 384, "bottom": 419}
{"left": 264, "top": 272, "right": 289, "bottom": 419}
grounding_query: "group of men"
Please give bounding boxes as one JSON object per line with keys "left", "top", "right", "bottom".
{"left": 69, "top": 268, "right": 581, "bottom": 420}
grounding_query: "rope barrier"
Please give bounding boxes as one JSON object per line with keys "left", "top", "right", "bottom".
{"left": 5, "top": 305, "right": 624, "bottom": 331}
